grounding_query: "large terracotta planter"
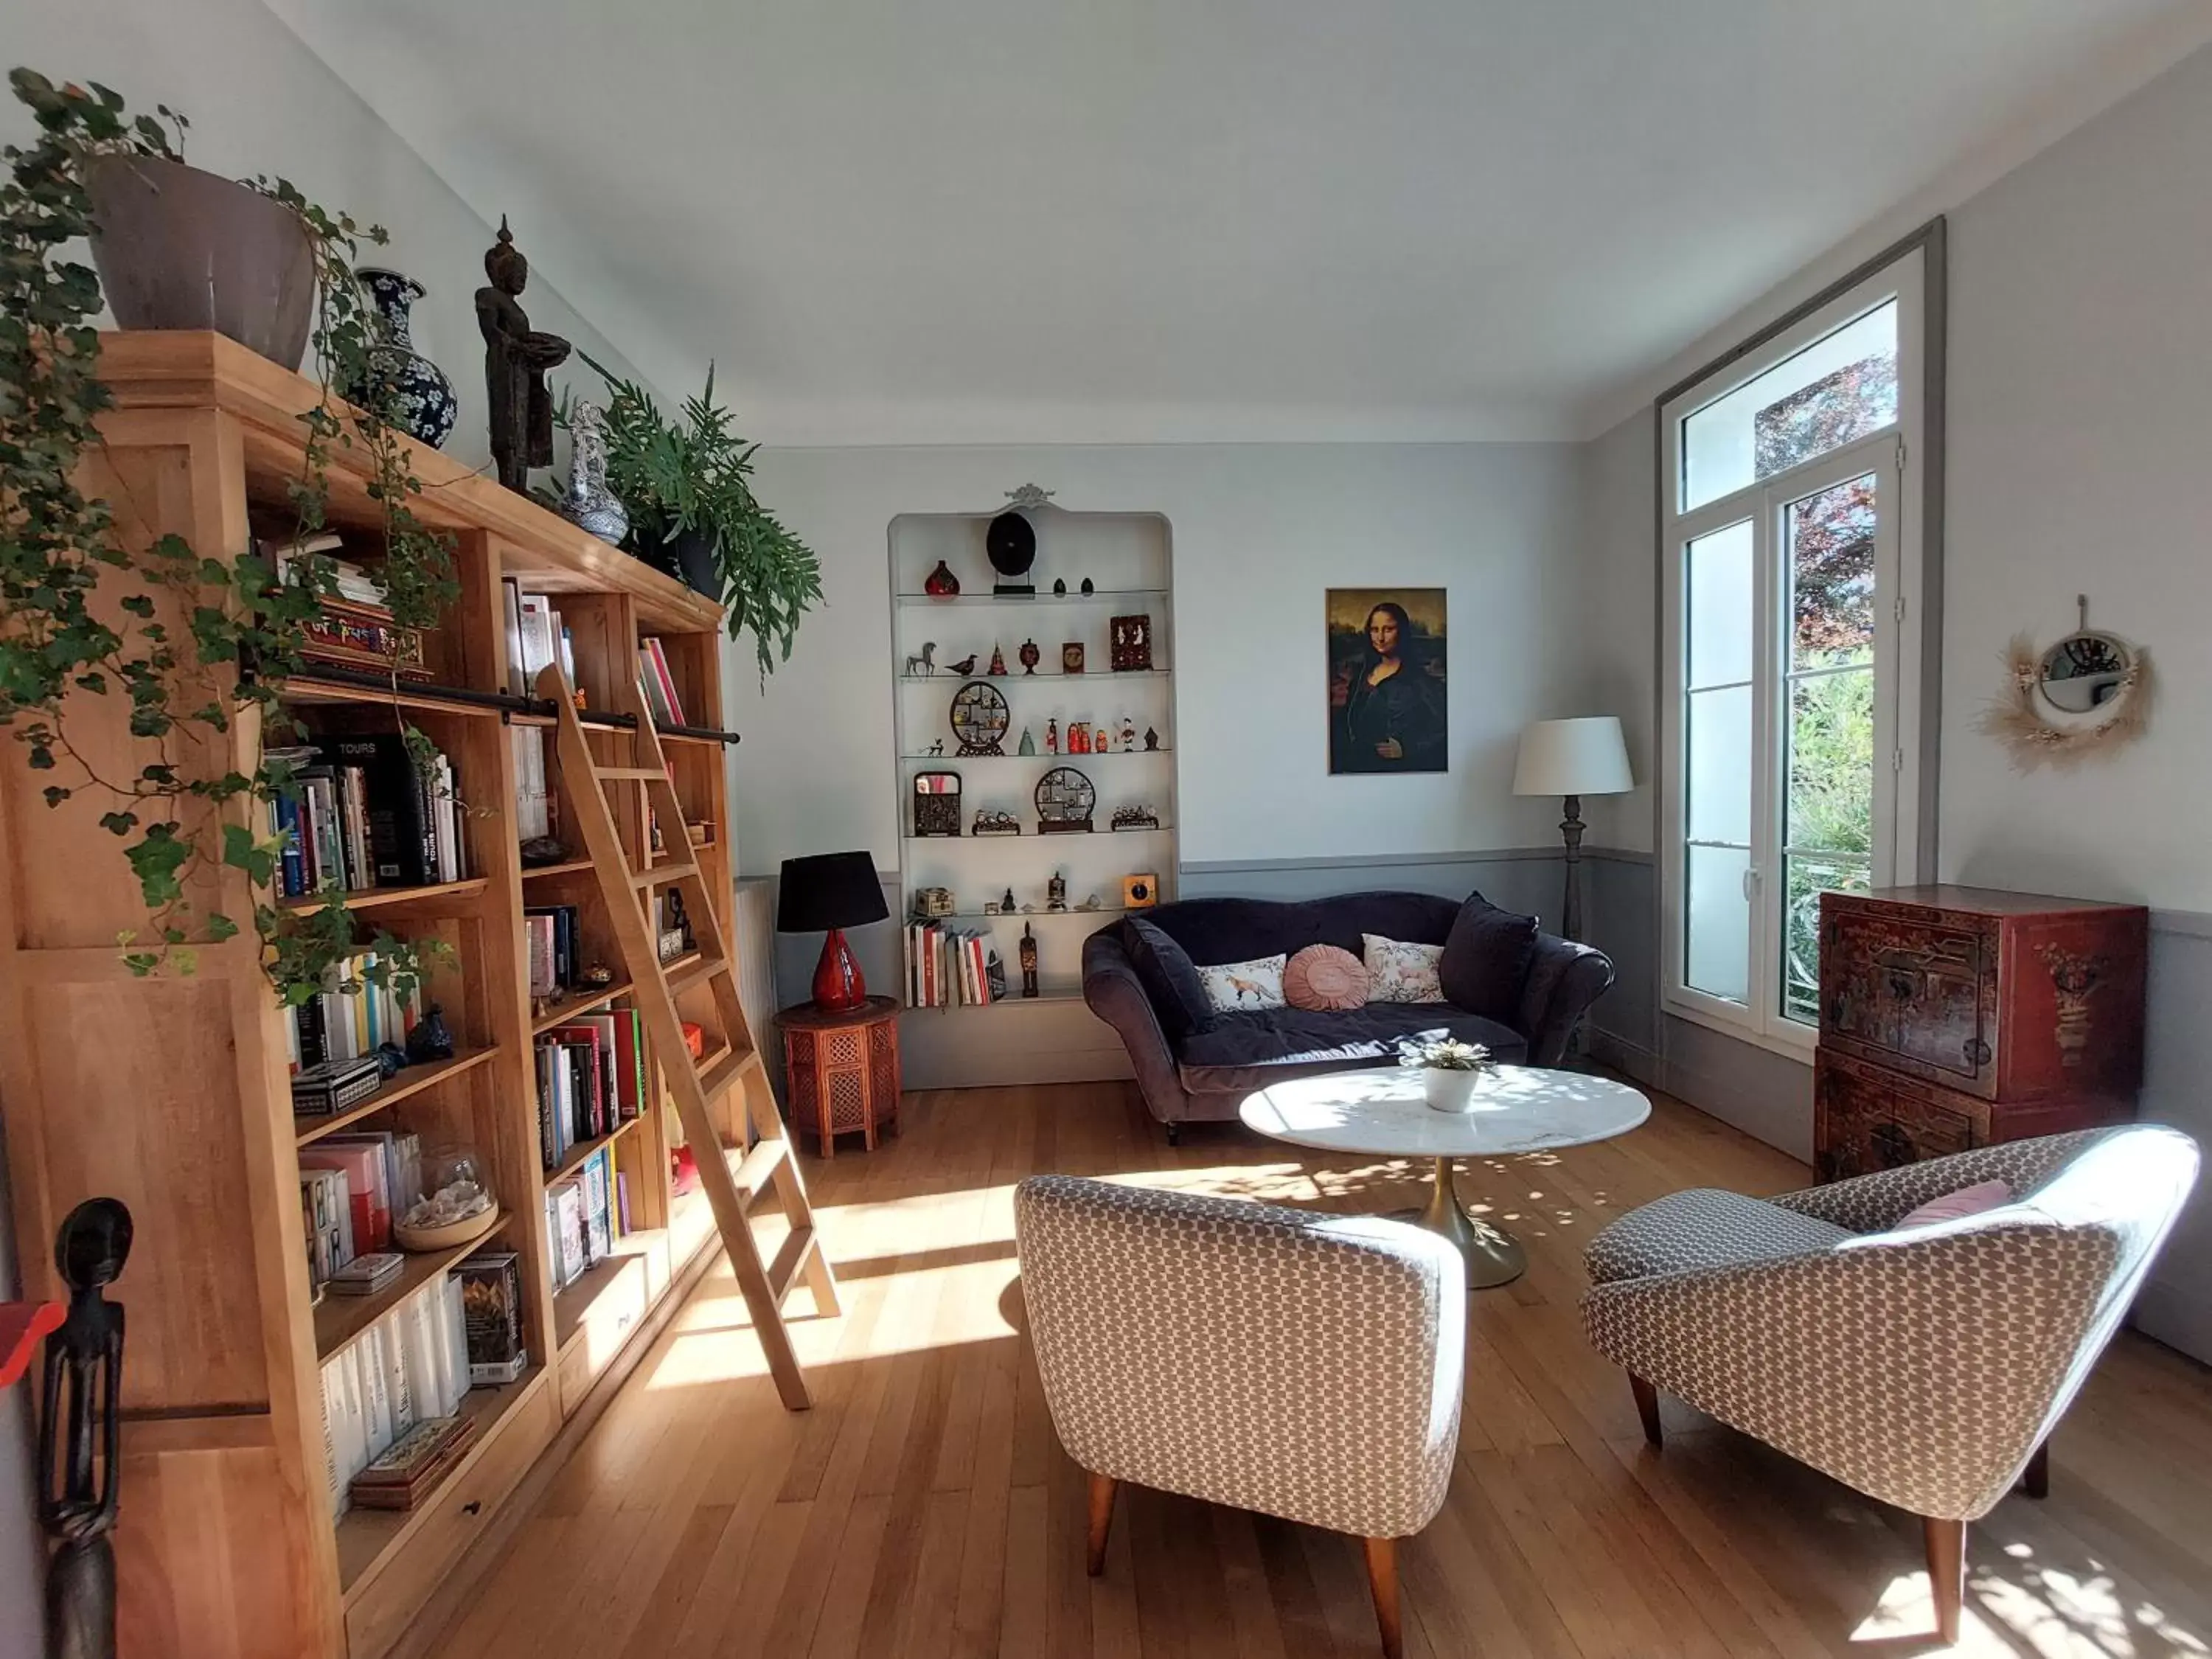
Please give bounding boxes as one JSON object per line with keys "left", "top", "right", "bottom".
{"left": 85, "top": 156, "right": 315, "bottom": 369}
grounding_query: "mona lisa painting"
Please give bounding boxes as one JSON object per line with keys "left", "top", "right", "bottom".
{"left": 1327, "top": 589, "right": 1447, "bottom": 774}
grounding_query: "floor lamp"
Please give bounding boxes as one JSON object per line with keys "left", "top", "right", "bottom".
{"left": 1512, "top": 717, "right": 1632, "bottom": 943}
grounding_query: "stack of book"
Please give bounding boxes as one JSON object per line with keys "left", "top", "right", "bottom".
{"left": 297, "top": 1130, "right": 423, "bottom": 1295}
{"left": 503, "top": 579, "right": 582, "bottom": 707}
{"left": 904, "top": 921, "right": 1006, "bottom": 1008}
{"left": 271, "top": 532, "right": 430, "bottom": 682}
{"left": 268, "top": 729, "right": 469, "bottom": 899}
{"left": 636, "top": 637, "right": 688, "bottom": 726}
{"left": 510, "top": 723, "right": 554, "bottom": 845}
{"left": 543, "top": 1144, "right": 620, "bottom": 1293}
{"left": 316, "top": 1273, "right": 470, "bottom": 1520}
{"left": 523, "top": 903, "right": 586, "bottom": 1000}
{"left": 285, "top": 948, "right": 427, "bottom": 1071}
{"left": 535, "top": 1009, "right": 645, "bottom": 1170}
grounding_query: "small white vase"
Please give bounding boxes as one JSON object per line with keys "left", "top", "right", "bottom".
{"left": 1423, "top": 1068, "right": 1479, "bottom": 1113}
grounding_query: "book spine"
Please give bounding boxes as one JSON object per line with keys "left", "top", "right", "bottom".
{"left": 383, "top": 1309, "right": 414, "bottom": 1436}
{"left": 361, "top": 1325, "right": 394, "bottom": 1460}
{"left": 319, "top": 1359, "right": 347, "bottom": 1521}
{"left": 443, "top": 1274, "right": 472, "bottom": 1400}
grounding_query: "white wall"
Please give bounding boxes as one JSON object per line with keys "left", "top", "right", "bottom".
{"left": 731, "top": 442, "right": 1586, "bottom": 875}
{"left": 1571, "top": 408, "right": 1659, "bottom": 854}
{"left": 0, "top": 4, "right": 672, "bottom": 1647}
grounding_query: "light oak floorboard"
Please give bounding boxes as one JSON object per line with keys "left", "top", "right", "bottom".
{"left": 422, "top": 1079, "right": 2212, "bottom": 1658}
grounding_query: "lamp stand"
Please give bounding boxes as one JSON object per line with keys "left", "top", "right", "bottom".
{"left": 1557, "top": 793, "right": 1585, "bottom": 943}
{"left": 810, "top": 926, "right": 866, "bottom": 1015}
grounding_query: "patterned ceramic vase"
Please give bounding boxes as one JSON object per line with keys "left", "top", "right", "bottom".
{"left": 557, "top": 402, "right": 630, "bottom": 546}
{"left": 349, "top": 268, "right": 459, "bottom": 448}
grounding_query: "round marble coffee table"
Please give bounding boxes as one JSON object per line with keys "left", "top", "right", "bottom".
{"left": 1239, "top": 1065, "right": 1652, "bottom": 1288}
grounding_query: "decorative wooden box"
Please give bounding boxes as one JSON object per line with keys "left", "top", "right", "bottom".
{"left": 1814, "top": 886, "right": 2146, "bottom": 1180}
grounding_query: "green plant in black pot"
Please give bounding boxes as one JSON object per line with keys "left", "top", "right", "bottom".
{"left": 561, "top": 355, "right": 822, "bottom": 686}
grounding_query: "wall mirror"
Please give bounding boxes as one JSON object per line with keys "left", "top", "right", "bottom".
{"left": 1982, "top": 602, "right": 2151, "bottom": 769}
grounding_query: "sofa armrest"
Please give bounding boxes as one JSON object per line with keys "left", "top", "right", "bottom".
{"left": 1083, "top": 927, "right": 1189, "bottom": 1124}
{"left": 1516, "top": 933, "right": 1614, "bottom": 1065}
{"left": 1582, "top": 1220, "right": 2120, "bottom": 1520}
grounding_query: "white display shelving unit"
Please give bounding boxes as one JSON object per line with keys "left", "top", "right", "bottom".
{"left": 888, "top": 502, "right": 1175, "bottom": 1073}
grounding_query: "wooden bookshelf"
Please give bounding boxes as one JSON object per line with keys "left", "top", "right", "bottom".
{"left": 0, "top": 332, "right": 749, "bottom": 1659}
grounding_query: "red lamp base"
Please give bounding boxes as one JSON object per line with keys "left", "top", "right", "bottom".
{"left": 811, "top": 927, "right": 866, "bottom": 1015}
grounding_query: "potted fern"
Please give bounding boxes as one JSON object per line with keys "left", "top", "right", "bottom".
{"left": 561, "top": 355, "right": 822, "bottom": 686}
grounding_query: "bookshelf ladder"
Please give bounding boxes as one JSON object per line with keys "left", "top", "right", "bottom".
{"left": 539, "top": 663, "right": 837, "bottom": 1410}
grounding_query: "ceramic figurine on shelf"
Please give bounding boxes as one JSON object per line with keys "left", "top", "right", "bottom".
{"left": 945, "top": 652, "right": 978, "bottom": 676}
{"left": 1019, "top": 639, "right": 1041, "bottom": 675}
{"left": 39, "top": 1197, "right": 132, "bottom": 1659}
{"left": 1052, "top": 578, "right": 1068, "bottom": 596}
{"left": 476, "top": 219, "right": 571, "bottom": 493}
{"left": 405, "top": 1004, "right": 456, "bottom": 1064}
{"left": 905, "top": 642, "right": 937, "bottom": 676}
{"left": 1120, "top": 715, "right": 1138, "bottom": 751}
{"left": 1144, "top": 726, "right": 1161, "bottom": 751}
{"left": 924, "top": 560, "right": 961, "bottom": 597}
{"left": 988, "top": 644, "right": 1008, "bottom": 675}
{"left": 1080, "top": 577, "right": 1096, "bottom": 595}
{"left": 1001, "top": 887, "right": 1018, "bottom": 914}
{"left": 1048, "top": 872, "right": 1068, "bottom": 912}
{"left": 1020, "top": 924, "right": 1040, "bottom": 997}
{"left": 928, "top": 739, "right": 945, "bottom": 757}
{"left": 1018, "top": 726, "right": 1037, "bottom": 756}
{"left": 1069, "top": 721, "right": 1091, "bottom": 755}
{"left": 557, "top": 402, "right": 629, "bottom": 546}
{"left": 1045, "top": 718, "right": 1059, "bottom": 755}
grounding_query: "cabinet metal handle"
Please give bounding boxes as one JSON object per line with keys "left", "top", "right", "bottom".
{"left": 462, "top": 1500, "right": 482, "bottom": 1517}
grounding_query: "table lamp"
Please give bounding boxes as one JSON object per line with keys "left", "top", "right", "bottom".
{"left": 778, "top": 851, "right": 890, "bottom": 1015}
{"left": 1512, "top": 717, "right": 1632, "bottom": 942}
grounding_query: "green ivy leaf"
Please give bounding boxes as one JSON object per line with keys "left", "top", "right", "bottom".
{"left": 97, "top": 810, "right": 136, "bottom": 835}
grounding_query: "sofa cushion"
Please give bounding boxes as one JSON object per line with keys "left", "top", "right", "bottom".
{"left": 1584, "top": 1188, "right": 1854, "bottom": 1285}
{"left": 1124, "top": 917, "right": 1215, "bottom": 1040}
{"left": 1363, "top": 933, "right": 1447, "bottom": 1003}
{"left": 1175, "top": 1004, "right": 1525, "bottom": 1099}
{"left": 1440, "top": 896, "right": 1539, "bottom": 1021}
{"left": 1197, "top": 953, "right": 1288, "bottom": 1014}
{"left": 1284, "top": 944, "right": 1369, "bottom": 1011}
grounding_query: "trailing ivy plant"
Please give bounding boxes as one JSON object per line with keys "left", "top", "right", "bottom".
{"left": 551, "top": 355, "right": 822, "bottom": 688}
{"left": 0, "top": 69, "right": 459, "bottom": 1009}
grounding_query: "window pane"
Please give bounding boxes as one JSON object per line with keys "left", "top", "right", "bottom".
{"left": 1687, "top": 520, "right": 1753, "bottom": 689}
{"left": 1681, "top": 300, "right": 1897, "bottom": 509}
{"left": 1782, "top": 852, "right": 1870, "bottom": 1026}
{"left": 1687, "top": 684, "right": 1751, "bottom": 846}
{"left": 1686, "top": 844, "right": 1751, "bottom": 1004}
{"left": 1786, "top": 669, "right": 1873, "bottom": 855}
{"left": 1787, "top": 473, "right": 1877, "bottom": 671}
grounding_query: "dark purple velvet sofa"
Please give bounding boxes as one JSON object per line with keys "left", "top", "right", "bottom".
{"left": 1082, "top": 890, "right": 1614, "bottom": 1140}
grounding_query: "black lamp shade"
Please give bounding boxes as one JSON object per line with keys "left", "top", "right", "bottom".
{"left": 777, "top": 852, "right": 889, "bottom": 933}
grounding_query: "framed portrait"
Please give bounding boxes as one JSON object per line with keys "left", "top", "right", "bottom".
{"left": 1327, "top": 588, "right": 1447, "bottom": 774}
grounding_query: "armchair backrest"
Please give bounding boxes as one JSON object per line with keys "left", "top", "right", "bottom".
{"left": 1014, "top": 1175, "right": 1464, "bottom": 1540}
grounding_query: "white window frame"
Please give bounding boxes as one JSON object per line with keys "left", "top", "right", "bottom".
{"left": 1658, "top": 251, "right": 1928, "bottom": 1060}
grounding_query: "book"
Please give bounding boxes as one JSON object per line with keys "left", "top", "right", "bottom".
{"left": 516, "top": 593, "right": 559, "bottom": 691}
{"left": 640, "top": 638, "right": 686, "bottom": 726}
{"left": 581, "top": 1149, "right": 613, "bottom": 1264}
{"left": 327, "top": 1252, "right": 405, "bottom": 1297}
{"left": 298, "top": 1143, "right": 389, "bottom": 1255}
{"left": 546, "top": 1180, "right": 587, "bottom": 1290}
{"left": 348, "top": 1414, "right": 480, "bottom": 1512}
{"left": 502, "top": 577, "right": 528, "bottom": 696}
{"left": 458, "top": 1251, "right": 528, "bottom": 1385}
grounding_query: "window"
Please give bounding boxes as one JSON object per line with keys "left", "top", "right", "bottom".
{"left": 1660, "top": 253, "right": 1926, "bottom": 1055}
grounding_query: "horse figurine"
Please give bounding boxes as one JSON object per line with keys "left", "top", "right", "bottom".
{"left": 905, "top": 641, "right": 937, "bottom": 677}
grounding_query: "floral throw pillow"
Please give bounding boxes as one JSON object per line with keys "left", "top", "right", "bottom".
{"left": 1197, "top": 953, "right": 1288, "bottom": 1014}
{"left": 1362, "top": 933, "right": 1446, "bottom": 1004}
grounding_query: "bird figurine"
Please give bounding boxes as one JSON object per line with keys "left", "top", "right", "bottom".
{"left": 946, "top": 653, "right": 979, "bottom": 675}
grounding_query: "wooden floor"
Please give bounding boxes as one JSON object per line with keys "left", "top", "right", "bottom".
{"left": 423, "top": 1079, "right": 2212, "bottom": 1659}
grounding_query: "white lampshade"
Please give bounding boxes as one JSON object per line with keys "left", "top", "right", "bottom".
{"left": 1513, "top": 717, "right": 1632, "bottom": 797}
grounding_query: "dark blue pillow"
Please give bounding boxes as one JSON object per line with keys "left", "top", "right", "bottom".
{"left": 1124, "top": 917, "right": 1215, "bottom": 1040}
{"left": 1439, "top": 894, "right": 1538, "bottom": 1022}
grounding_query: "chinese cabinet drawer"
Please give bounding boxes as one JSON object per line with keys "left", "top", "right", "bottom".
{"left": 1820, "top": 900, "right": 1994, "bottom": 1093}
{"left": 1815, "top": 1048, "right": 1983, "bottom": 1183}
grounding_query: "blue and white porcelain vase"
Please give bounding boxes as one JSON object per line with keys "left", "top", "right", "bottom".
{"left": 558, "top": 402, "right": 630, "bottom": 546}
{"left": 349, "top": 268, "right": 458, "bottom": 448}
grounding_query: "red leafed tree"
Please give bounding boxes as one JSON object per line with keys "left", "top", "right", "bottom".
{"left": 1756, "top": 354, "right": 1891, "bottom": 661}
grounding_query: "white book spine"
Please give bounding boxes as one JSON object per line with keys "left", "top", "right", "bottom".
{"left": 319, "top": 1360, "right": 347, "bottom": 1520}
{"left": 444, "top": 1273, "right": 473, "bottom": 1405}
{"left": 361, "top": 1326, "right": 394, "bottom": 1459}
{"left": 383, "top": 1310, "right": 414, "bottom": 1436}
{"left": 337, "top": 1346, "right": 369, "bottom": 1488}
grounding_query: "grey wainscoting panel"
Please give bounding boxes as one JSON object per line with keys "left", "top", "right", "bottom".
{"left": 1580, "top": 851, "right": 1658, "bottom": 1057}
{"left": 2130, "top": 919, "right": 2212, "bottom": 1365}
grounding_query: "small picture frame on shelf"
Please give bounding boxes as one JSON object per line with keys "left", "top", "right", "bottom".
{"left": 1062, "top": 641, "right": 1085, "bottom": 674}
{"left": 1123, "top": 873, "right": 1159, "bottom": 909}
{"left": 913, "top": 770, "right": 962, "bottom": 837}
{"left": 1110, "top": 614, "right": 1152, "bottom": 672}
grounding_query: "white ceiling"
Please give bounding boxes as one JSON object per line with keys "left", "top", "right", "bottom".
{"left": 268, "top": 0, "right": 2208, "bottom": 445}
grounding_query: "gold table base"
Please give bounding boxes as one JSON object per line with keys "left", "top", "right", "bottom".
{"left": 1390, "top": 1155, "right": 1526, "bottom": 1290}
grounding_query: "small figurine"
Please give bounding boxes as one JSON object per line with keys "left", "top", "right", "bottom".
{"left": 1019, "top": 639, "right": 1041, "bottom": 675}
{"left": 1020, "top": 923, "right": 1040, "bottom": 998}
{"left": 405, "top": 1003, "right": 456, "bottom": 1063}
{"left": 905, "top": 641, "right": 937, "bottom": 676}
{"left": 1120, "top": 715, "right": 1138, "bottom": 751}
{"left": 924, "top": 560, "right": 961, "bottom": 597}
{"left": 1001, "top": 887, "right": 1018, "bottom": 914}
{"left": 1069, "top": 721, "right": 1091, "bottom": 755}
{"left": 1144, "top": 726, "right": 1161, "bottom": 751}
{"left": 988, "top": 643, "right": 1008, "bottom": 675}
{"left": 558, "top": 402, "right": 628, "bottom": 545}
{"left": 1052, "top": 578, "right": 1068, "bottom": 596}
{"left": 928, "top": 738, "right": 945, "bottom": 757}
{"left": 1018, "top": 726, "right": 1037, "bottom": 756}
{"left": 1048, "top": 872, "right": 1068, "bottom": 912}
{"left": 1062, "top": 641, "right": 1085, "bottom": 674}
{"left": 945, "top": 652, "right": 978, "bottom": 676}
{"left": 581, "top": 964, "right": 616, "bottom": 988}
{"left": 1080, "top": 576, "right": 1096, "bottom": 595}
{"left": 1020, "top": 902, "right": 1037, "bottom": 914}
{"left": 984, "top": 900, "right": 1000, "bottom": 916}
{"left": 1077, "top": 893, "right": 1104, "bottom": 912}
{"left": 1045, "top": 717, "right": 1059, "bottom": 755}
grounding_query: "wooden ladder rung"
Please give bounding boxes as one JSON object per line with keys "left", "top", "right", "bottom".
{"left": 596, "top": 765, "right": 667, "bottom": 782}
{"left": 667, "top": 956, "right": 726, "bottom": 995}
{"left": 731, "top": 1135, "right": 788, "bottom": 1201}
{"left": 766, "top": 1224, "right": 819, "bottom": 1303}
{"left": 697, "top": 1045, "right": 757, "bottom": 1099}
{"left": 632, "top": 862, "right": 699, "bottom": 887}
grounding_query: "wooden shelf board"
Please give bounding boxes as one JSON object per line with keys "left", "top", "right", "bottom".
{"left": 279, "top": 681, "right": 509, "bottom": 721}
{"left": 894, "top": 588, "right": 1167, "bottom": 605}
{"left": 936, "top": 908, "right": 1133, "bottom": 921}
{"left": 335, "top": 1363, "right": 549, "bottom": 1599}
{"left": 905, "top": 985, "right": 1086, "bottom": 1009}
{"left": 899, "top": 669, "right": 1171, "bottom": 682}
{"left": 543, "top": 1112, "right": 647, "bottom": 1187}
{"left": 531, "top": 981, "right": 634, "bottom": 1036}
{"left": 552, "top": 1251, "right": 646, "bottom": 1354}
{"left": 900, "top": 748, "right": 1172, "bottom": 761}
{"left": 520, "top": 858, "right": 595, "bottom": 881}
{"left": 313, "top": 1215, "right": 505, "bottom": 1365}
{"left": 295, "top": 1047, "right": 499, "bottom": 1146}
{"left": 902, "top": 825, "right": 1172, "bottom": 843}
{"left": 280, "top": 877, "right": 490, "bottom": 916}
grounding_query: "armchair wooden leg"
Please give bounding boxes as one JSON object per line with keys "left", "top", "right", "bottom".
{"left": 1629, "top": 1374, "right": 1663, "bottom": 1447}
{"left": 1363, "top": 1535, "right": 1402, "bottom": 1659}
{"left": 1922, "top": 1516, "right": 1965, "bottom": 1645}
{"left": 2022, "top": 1440, "right": 2050, "bottom": 1499}
{"left": 1085, "top": 1472, "right": 1118, "bottom": 1576}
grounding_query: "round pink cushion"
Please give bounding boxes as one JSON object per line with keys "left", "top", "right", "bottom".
{"left": 1284, "top": 944, "right": 1370, "bottom": 1012}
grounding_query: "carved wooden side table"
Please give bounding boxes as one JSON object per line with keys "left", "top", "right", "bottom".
{"left": 773, "top": 996, "right": 901, "bottom": 1156}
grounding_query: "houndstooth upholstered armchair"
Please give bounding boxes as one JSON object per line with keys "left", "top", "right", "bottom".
{"left": 1582, "top": 1124, "right": 2197, "bottom": 1644}
{"left": 1015, "top": 1176, "right": 1466, "bottom": 1659}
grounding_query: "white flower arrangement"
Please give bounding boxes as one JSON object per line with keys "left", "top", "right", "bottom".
{"left": 1399, "top": 1037, "right": 1492, "bottom": 1072}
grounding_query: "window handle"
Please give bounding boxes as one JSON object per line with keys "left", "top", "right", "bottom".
{"left": 1742, "top": 867, "right": 1761, "bottom": 901}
